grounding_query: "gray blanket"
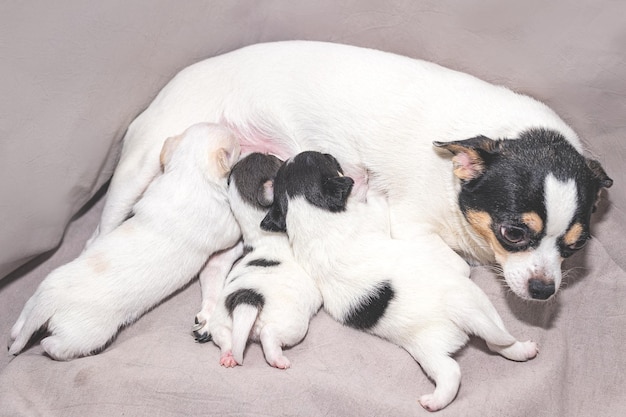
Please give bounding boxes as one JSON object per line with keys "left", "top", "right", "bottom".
{"left": 1, "top": 1, "right": 624, "bottom": 416}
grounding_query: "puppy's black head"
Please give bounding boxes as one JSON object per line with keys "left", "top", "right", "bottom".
{"left": 435, "top": 128, "right": 613, "bottom": 300}
{"left": 260, "top": 151, "right": 355, "bottom": 232}
{"left": 229, "top": 153, "right": 283, "bottom": 209}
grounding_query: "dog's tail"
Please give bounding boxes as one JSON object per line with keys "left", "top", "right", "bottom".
{"left": 226, "top": 288, "right": 265, "bottom": 365}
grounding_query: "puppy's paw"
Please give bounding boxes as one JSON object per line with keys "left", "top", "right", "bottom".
{"left": 269, "top": 355, "right": 291, "bottom": 370}
{"left": 219, "top": 351, "right": 238, "bottom": 368}
{"left": 192, "top": 315, "right": 211, "bottom": 343}
{"left": 419, "top": 393, "right": 446, "bottom": 412}
{"left": 490, "top": 340, "right": 539, "bottom": 362}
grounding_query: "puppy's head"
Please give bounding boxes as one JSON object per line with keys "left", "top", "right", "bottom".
{"left": 159, "top": 122, "right": 241, "bottom": 181}
{"left": 260, "top": 151, "right": 354, "bottom": 232}
{"left": 435, "top": 128, "right": 613, "bottom": 301}
{"left": 228, "top": 152, "right": 283, "bottom": 209}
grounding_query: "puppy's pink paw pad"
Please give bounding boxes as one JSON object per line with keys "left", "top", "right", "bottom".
{"left": 522, "top": 340, "right": 539, "bottom": 359}
{"left": 419, "top": 394, "right": 445, "bottom": 412}
{"left": 271, "top": 356, "right": 291, "bottom": 369}
{"left": 220, "top": 351, "right": 238, "bottom": 368}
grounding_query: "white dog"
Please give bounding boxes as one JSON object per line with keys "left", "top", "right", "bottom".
{"left": 260, "top": 151, "right": 538, "bottom": 411}
{"left": 10, "top": 41, "right": 612, "bottom": 359}
{"left": 8, "top": 123, "right": 241, "bottom": 360}
{"left": 196, "top": 153, "right": 322, "bottom": 369}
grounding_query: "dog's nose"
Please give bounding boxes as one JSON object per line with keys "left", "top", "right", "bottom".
{"left": 528, "top": 279, "right": 555, "bottom": 300}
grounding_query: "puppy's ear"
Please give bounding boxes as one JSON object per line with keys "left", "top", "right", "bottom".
{"left": 257, "top": 180, "right": 275, "bottom": 207}
{"left": 322, "top": 176, "right": 354, "bottom": 212}
{"left": 160, "top": 135, "right": 183, "bottom": 170}
{"left": 260, "top": 204, "right": 287, "bottom": 232}
{"left": 433, "top": 136, "right": 502, "bottom": 181}
{"left": 585, "top": 158, "right": 613, "bottom": 189}
{"left": 216, "top": 148, "right": 237, "bottom": 176}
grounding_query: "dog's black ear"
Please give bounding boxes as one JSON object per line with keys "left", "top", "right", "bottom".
{"left": 260, "top": 204, "right": 287, "bottom": 232}
{"left": 322, "top": 176, "right": 354, "bottom": 212}
{"left": 585, "top": 158, "right": 613, "bottom": 189}
{"left": 433, "top": 136, "right": 502, "bottom": 181}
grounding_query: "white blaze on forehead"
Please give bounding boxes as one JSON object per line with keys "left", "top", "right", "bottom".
{"left": 544, "top": 174, "right": 577, "bottom": 237}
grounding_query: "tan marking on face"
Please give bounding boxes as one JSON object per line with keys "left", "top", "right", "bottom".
{"left": 563, "top": 222, "right": 583, "bottom": 246}
{"left": 522, "top": 212, "right": 543, "bottom": 234}
{"left": 465, "top": 210, "right": 509, "bottom": 263}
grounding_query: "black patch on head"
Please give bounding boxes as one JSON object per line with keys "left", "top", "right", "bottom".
{"left": 441, "top": 128, "right": 612, "bottom": 257}
{"left": 225, "top": 288, "right": 265, "bottom": 316}
{"left": 247, "top": 258, "right": 281, "bottom": 268}
{"left": 343, "top": 281, "right": 394, "bottom": 330}
{"left": 260, "top": 151, "right": 354, "bottom": 232}
{"left": 229, "top": 153, "right": 283, "bottom": 209}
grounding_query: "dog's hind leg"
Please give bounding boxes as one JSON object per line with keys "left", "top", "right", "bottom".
{"left": 193, "top": 242, "right": 244, "bottom": 339}
{"left": 404, "top": 329, "right": 466, "bottom": 412}
{"left": 259, "top": 324, "right": 291, "bottom": 369}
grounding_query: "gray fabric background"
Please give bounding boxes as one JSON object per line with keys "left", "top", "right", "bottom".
{"left": 1, "top": 1, "right": 624, "bottom": 416}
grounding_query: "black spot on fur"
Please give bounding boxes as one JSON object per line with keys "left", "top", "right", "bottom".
{"left": 247, "top": 258, "right": 281, "bottom": 267}
{"left": 243, "top": 245, "right": 254, "bottom": 255}
{"left": 225, "top": 289, "right": 265, "bottom": 316}
{"left": 343, "top": 281, "right": 394, "bottom": 330}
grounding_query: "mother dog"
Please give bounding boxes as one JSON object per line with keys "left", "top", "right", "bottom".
{"left": 9, "top": 41, "right": 611, "bottom": 359}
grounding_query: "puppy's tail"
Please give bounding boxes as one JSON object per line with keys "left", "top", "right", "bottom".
{"left": 225, "top": 288, "right": 265, "bottom": 364}
{"left": 231, "top": 304, "right": 261, "bottom": 365}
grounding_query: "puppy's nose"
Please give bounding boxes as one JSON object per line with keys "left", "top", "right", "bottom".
{"left": 528, "top": 279, "right": 555, "bottom": 300}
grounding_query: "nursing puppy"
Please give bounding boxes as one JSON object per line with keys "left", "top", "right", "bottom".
{"left": 8, "top": 123, "right": 241, "bottom": 360}
{"left": 261, "top": 151, "right": 538, "bottom": 411}
{"left": 10, "top": 41, "right": 612, "bottom": 359}
{"left": 196, "top": 153, "right": 322, "bottom": 369}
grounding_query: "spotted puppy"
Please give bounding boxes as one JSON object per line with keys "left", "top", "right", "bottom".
{"left": 196, "top": 153, "right": 322, "bottom": 369}
{"left": 8, "top": 123, "right": 241, "bottom": 360}
{"left": 261, "top": 151, "right": 538, "bottom": 412}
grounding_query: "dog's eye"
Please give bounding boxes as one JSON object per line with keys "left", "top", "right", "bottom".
{"left": 568, "top": 237, "right": 589, "bottom": 251}
{"left": 499, "top": 225, "right": 530, "bottom": 247}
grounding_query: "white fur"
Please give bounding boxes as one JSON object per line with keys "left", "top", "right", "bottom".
{"left": 93, "top": 41, "right": 581, "bottom": 296}
{"left": 205, "top": 167, "right": 322, "bottom": 369}
{"left": 283, "top": 187, "right": 537, "bottom": 411}
{"left": 8, "top": 123, "right": 242, "bottom": 360}
{"left": 10, "top": 41, "right": 586, "bottom": 358}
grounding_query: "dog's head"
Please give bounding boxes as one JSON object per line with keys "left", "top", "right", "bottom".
{"left": 159, "top": 122, "right": 241, "bottom": 181}
{"left": 435, "top": 128, "right": 613, "bottom": 301}
{"left": 228, "top": 152, "right": 283, "bottom": 209}
{"left": 260, "top": 151, "right": 354, "bottom": 232}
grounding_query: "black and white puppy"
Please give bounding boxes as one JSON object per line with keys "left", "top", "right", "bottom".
{"left": 261, "top": 151, "right": 538, "bottom": 412}
{"left": 197, "top": 153, "right": 322, "bottom": 369}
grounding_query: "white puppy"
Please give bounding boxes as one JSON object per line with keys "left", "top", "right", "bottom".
{"left": 8, "top": 123, "right": 241, "bottom": 360}
{"left": 260, "top": 151, "right": 538, "bottom": 411}
{"left": 197, "top": 153, "right": 322, "bottom": 369}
